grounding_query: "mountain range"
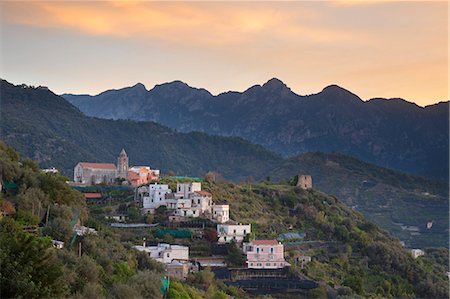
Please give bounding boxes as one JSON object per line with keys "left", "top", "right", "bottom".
{"left": 1, "top": 79, "right": 448, "bottom": 247}
{"left": 63, "top": 78, "right": 449, "bottom": 181}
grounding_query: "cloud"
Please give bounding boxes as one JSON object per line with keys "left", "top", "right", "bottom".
{"left": 1, "top": 1, "right": 354, "bottom": 46}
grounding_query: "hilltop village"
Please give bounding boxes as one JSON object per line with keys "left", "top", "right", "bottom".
{"left": 1, "top": 143, "right": 446, "bottom": 299}
{"left": 71, "top": 150, "right": 320, "bottom": 294}
{"left": 67, "top": 149, "right": 434, "bottom": 296}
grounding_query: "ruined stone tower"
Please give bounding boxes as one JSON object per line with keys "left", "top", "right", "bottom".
{"left": 297, "top": 175, "right": 312, "bottom": 190}
{"left": 117, "top": 149, "right": 129, "bottom": 179}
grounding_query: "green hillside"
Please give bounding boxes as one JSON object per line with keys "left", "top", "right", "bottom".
{"left": 0, "top": 142, "right": 448, "bottom": 298}
{"left": 200, "top": 179, "right": 448, "bottom": 298}
{"left": 270, "top": 153, "right": 449, "bottom": 248}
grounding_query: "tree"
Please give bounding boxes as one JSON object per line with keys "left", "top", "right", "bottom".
{"left": 204, "top": 228, "right": 218, "bottom": 242}
{"left": 136, "top": 251, "right": 165, "bottom": 273}
{"left": 154, "top": 206, "right": 167, "bottom": 224}
{"left": 225, "top": 240, "right": 245, "bottom": 267}
{"left": 0, "top": 218, "right": 67, "bottom": 298}
{"left": 130, "top": 270, "right": 163, "bottom": 299}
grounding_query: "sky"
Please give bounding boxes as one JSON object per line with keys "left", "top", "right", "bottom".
{"left": 0, "top": 1, "right": 448, "bottom": 106}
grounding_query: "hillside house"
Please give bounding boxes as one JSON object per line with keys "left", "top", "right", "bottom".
{"left": 212, "top": 204, "right": 230, "bottom": 223}
{"left": 411, "top": 249, "right": 425, "bottom": 259}
{"left": 245, "top": 240, "right": 289, "bottom": 269}
{"left": 217, "top": 223, "right": 251, "bottom": 243}
{"left": 133, "top": 243, "right": 189, "bottom": 264}
{"left": 166, "top": 261, "right": 191, "bottom": 280}
{"left": 51, "top": 240, "right": 64, "bottom": 249}
{"left": 141, "top": 182, "right": 227, "bottom": 222}
{"left": 142, "top": 184, "right": 173, "bottom": 212}
{"left": 128, "top": 166, "right": 160, "bottom": 187}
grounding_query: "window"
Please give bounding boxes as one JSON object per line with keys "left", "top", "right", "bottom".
{"left": 250, "top": 263, "right": 253, "bottom": 266}
{"left": 243, "top": 230, "right": 247, "bottom": 234}
{"left": 270, "top": 247, "right": 274, "bottom": 253}
{"left": 257, "top": 263, "right": 262, "bottom": 266}
{"left": 193, "top": 211, "right": 196, "bottom": 215}
{"left": 184, "top": 211, "right": 187, "bottom": 216}
{"left": 178, "top": 187, "right": 181, "bottom": 191}
{"left": 189, "top": 187, "right": 191, "bottom": 191}
{"left": 167, "top": 253, "right": 170, "bottom": 257}
{"left": 198, "top": 199, "right": 200, "bottom": 204}
{"left": 266, "top": 263, "right": 270, "bottom": 266}
{"left": 224, "top": 237, "right": 227, "bottom": 241}
{"left": 233, "top": 229, "right": 236, "bottom": 234}
{"left": 256, "top": 247, "right": 260, "bottom": 253}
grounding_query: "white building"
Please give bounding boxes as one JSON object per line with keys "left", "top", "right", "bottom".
{"left": 42, "top": 167, "right": 59, "bottom": 174}
{"left": 142, "top": 183, "right": 173, "bottom": 211}
{"left": 212, "top": 205, "right": 229, "bottom": 223}
{"left": 140, "top": 182, "right": 231, "bottom": 223}
{"left": 133, "top": 243, "right": 189, "bottom": 264}
{"left": 411, "top": 249, "right": 425, "bottom": 259}
{"left": 175, "top": 182, "right": 201, "bottom": 199}
{"left": 217, "top": 223, "right": 251, "bottom": 243}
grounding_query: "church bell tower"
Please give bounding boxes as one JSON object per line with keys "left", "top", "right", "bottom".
{"left": 117, "top": 149, "right": 129, "bottom": 179}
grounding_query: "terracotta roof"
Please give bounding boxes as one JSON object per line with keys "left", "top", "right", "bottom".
{"left": 195, "top": 191, "right": 211, "bottom": 196}
{"left": 84, "top": 192, "right": 102, "bottom": 199}
{"left": 252, "top": 239, "right": 279, "bottom": 245}
{"left": 79, "top": 162, "right": 116, "bottom": 170}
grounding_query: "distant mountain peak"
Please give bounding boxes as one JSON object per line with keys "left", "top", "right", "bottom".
{"left": 262, "top": 78, "right": 290, "bottom": 92}
{"left": 132, "top": 82, "right": 147, "bottom": 90}
{"left": 321, "top": 84, "right": 362, "bottom": 102}
{"left": 154, "top": 80, "right": 189, "bottom": 89}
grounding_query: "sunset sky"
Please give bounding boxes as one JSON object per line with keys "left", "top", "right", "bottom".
{"left": 0, "top": 1, "right": 447, "bottom": 106}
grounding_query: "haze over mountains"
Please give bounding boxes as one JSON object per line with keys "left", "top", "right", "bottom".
{"left": 63, "top": 78, "right": 449, "bottom": 182}
{"left": 1, "top": 79, "right": 448, "bottom": 248}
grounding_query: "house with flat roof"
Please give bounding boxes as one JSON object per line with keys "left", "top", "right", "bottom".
{"left": 133, "top": 243, "right": 189, "bottom": 264}
{"left": 217, "top": 223, "right": 251, "bottom": 243}
{"left": 245, "top": 240, "right": 289, "bottom": 269}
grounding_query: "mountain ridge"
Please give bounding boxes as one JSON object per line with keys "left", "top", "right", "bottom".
{"left": 63, "top": 78, "right": 449, "bottom": 181}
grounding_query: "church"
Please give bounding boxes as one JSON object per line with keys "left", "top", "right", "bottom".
{"left": 74, "top": 149, "right": 129, "bottom": 185}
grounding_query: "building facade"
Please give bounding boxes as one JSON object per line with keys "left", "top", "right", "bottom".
{"left": 133, "top": 243, "right": 189, "bottom": 264}
{"left": 74, "top": 149, "right": 160, "bottom": 186}
{"left": 217, "top": 223, "right": 251, "bottom": 243}
{"left": 140, "top": 182, "right": 229, "bottom": 223}
{"left": 212, "top": 205, "right": 230, "bottom": 223}
{"left": 74, "top": 162, "right": 117, "bottom": 185}
{"left": 128, "top": 166, "right": 160, "bottom": 187}
{"left": 245, "top": 240, "right": 289, "bottom": 269}
{"left": 117, "top": 149, "right": 129, "bottom": 179}
{"left": 297, "top": 175, "right": 313, "bottom": 190}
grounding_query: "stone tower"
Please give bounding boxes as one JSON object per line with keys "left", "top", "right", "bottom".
{"left": 297, "top": 175, "right": 312, "bottom": 190}
{"left": 117, "top": 149, "right": 129, "bottom": 179}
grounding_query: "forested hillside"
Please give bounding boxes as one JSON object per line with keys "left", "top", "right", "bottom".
{"left": 1, "top": 142, "right": 447, "bottom": 298}
{"left": 0, "top": 80, "right": 278, "bottom": 182}
{"left": 199, "top": 179, "right": 449, "bottom": 298}
{"left": 0, "top": 142, "right": 166, "bottom": 298}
